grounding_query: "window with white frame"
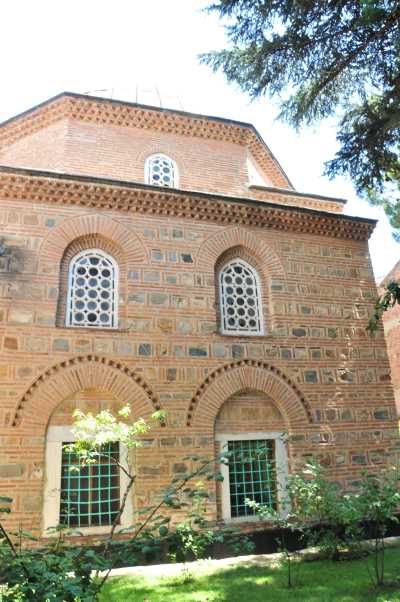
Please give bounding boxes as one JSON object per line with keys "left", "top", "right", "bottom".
{"left": 145, "top": 154, "right": 177, "bottom": 187}
{"left": 216, "top": 432, "right": 288, "bottom": 522}
{"left": 43, "top": 426, "right": 133, "bottom": 535}
{"left": 66, "top": 249, "right": 118, "bottom": 328}
{"left": 219, "top": 259, "right": 263, "bottom": 335}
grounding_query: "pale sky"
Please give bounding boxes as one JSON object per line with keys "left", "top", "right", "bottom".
{"left": 1, "top": 0, "right": 398, "bottom": 281}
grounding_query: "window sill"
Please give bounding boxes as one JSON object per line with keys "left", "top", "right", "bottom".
{"left": 56, "top": 326, "right": 130, "bottom": 334}
{"left": 222, "top": 513, "right": 285, "bottom": 528}
{"left": 223, "top": 516, "right": 261, "bottom": 524}
{"left": 220, "top": 331, "right": 266, "bottom": 337}
{"left": 42, "top": 524, "right": 124, "bottom": 538}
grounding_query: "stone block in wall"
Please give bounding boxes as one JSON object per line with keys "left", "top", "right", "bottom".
{"left": 53, "top": 339, "right": 70, "bottom": 352}
{"left": 0, "top": 464, "right": 25, "bottom": 478}
{"left": 9, "top": 308, "right": 34, "bottom": 324}
{"left": 21, "top": 494, "right": 42, "bottom": 512}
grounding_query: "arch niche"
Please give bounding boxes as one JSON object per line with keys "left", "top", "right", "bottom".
{"left": 189, "top": 361, "right": 311, "bottom": 522}
{"left": 12, "top": 355, "right": 163, "bottom": 431}
{"left": 187, "top": 360, "right": 312, "bottom": 432}
{"left": 39, "top": 213, "right": 149, "bottom": 327}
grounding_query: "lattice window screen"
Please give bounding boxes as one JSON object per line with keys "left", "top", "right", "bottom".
{"left": 145, "top": 154, "right": 177, "bottom": 187}
{"left": 219, "top": 259, "right": 263, "bottom": 335}
{"left": 66, "top": 249, "right": 118, "bottom": 328}
{"left": 227, "top": 439, "right": 276, "bottom": 518}
{"left": 60, "top": 441, "right": 120, "bottom": 528}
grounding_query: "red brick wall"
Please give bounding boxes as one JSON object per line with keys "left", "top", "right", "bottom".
{"left": 0, "top": 120, "right": 68, "bottom": 173}
{"left": 0, "top": 119, "right": 251, "bottom": 196}
{"left": 0, "top": 195, "right": 397, "bottom": 538}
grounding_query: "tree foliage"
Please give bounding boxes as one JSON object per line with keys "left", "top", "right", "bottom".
{"left": 0, "top": 407, "right": 251, "bottom": 601}
{"left": 201, "top": 0, "right": 400, "bottom": 238}
{"left": 249, "top": 461, "right": 400, "bottom": 589}
{"left": 367, "top": 280, "right": 400, "bottom": 332}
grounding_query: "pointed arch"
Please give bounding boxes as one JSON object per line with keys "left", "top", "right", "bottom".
{"left": 195, "top": 227, "right": 284, "bottom": 277}
{"left": 39, "top": 213, "right": 148, "bottom": 268}
{"left": 186, "top": 360, "right": 312, "bottom": 429}
{"left": 12, "top": 355, "right": 163, "bottom": 430}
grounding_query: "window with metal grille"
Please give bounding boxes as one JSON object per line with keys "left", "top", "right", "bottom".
{"left": 60, "top": 442, "right": 120, "bottom": 528}
{"left": 145, "top": 154, "right": 177, "bottom": 187}
{"left": 66, "top": 249, "right": 118, "bottom": 328}
{"left": 219, "top": 259, "right": 263, "bottom": 335}
{"left": 228, "top": 439, "right": 276, "bottom": 518}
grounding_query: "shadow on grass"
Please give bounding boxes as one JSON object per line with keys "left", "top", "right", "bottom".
{"left": 100, "top": 548, "right": 400, "bottom": 602}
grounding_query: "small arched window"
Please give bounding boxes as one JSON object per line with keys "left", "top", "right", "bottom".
{"left": 66, "top": 249, "right": 118, "bottom": 328}
{"left": 145, "top": 154, "right": 177, "bottom": 187}
{"left": 219, "top": 259, "right": 263, "bottom": 335}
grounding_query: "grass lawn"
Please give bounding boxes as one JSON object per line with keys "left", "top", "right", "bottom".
{"left": 99, "top": 547, "right": 400, "bottom": 602}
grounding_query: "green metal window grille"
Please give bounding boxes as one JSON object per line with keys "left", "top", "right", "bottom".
{"left": 228, "top": 439, "right": 277, "bottom": 518}
{"left": 60, "top": 442, "right": 120, "bottom": 528}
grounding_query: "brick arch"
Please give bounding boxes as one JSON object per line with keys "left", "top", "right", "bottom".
{"left": 39, "top": 213, "right": 148, "bottom": 268}
{"left": 136, "top": 145, "right": 188, "bottom": 177}
{"left": 55, "top": 233, "right": 127, "bottom": 327}
{"left": 213, "top": 246, "right": 269, "bottom": 335}
{"left": 12, "top": 355, "right": 164, "bottom": 430}
{"left": 195, "top": 227, "right": 284, "bottom": 277}
{"left": 215, "top": 245, "right": 264, "bottom": 276}
{"left": 186, "top": 360, "right": 312, "bottom": 429}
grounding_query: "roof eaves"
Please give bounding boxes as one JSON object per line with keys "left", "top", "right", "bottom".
{"left": 249, "top": 184, "right": 346, "bottom": 205}
{"left": 0, "top": 164, "right": 376, "bottom": 227}
{"left": 0, "top": 92, "right": 67, "bottom": 130}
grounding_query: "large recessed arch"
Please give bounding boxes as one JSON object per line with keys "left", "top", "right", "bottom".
{"left": 39, "top": 213, "right": 148, "bottom": 268}
{"left": 195, "top": 226, "right": 285, "bottom": 277}
{"left": 12, "top": 355, "right": 163, "bottom": 430}
{"left": 186, "top": 360, "right": 312, "bottom": 430}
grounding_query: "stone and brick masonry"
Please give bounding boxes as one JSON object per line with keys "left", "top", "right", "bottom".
{"left": 381, "top": 260, "right": 400, "bottom": 411}
{"left": 0, "top": 92, "right": 398, "bottom": 541}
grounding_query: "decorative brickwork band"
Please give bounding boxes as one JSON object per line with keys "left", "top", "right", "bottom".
{"left": 12, "top": 355, "right": 163, "bottom": 429}
{"left": 0, "top": 168, "right": 376, "bottom": 240}
{"left": 186, "top": 359, "right": 312, "bottom": 428}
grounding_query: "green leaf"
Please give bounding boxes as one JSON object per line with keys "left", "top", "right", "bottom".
{"left": 159, "top": 525, "right": 169, "bottom": 537}
{"left": 0, "top": 496, "right": 12, "bottom": 503}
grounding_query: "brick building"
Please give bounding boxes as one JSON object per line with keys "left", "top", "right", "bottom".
{"left": 381, "top": 260, "right": 400, "bottom": 411}
{"left": 0, "top": 92, "right": 398, "bottom": 540}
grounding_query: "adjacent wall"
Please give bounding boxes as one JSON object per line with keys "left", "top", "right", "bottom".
{"left": 382, "top": 260, "right": 400, "bottom": 412}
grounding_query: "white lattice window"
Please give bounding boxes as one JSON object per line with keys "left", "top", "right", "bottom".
{"left": 66, "top": 249, "right": 118, "bottom": 328}
{"left": 145, "top": 154, "right": 177, "bottom": 187}
{"left": 219, "top": 259, "right": 263, "bottom": 335}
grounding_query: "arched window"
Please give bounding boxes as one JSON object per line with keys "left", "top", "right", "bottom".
{"left": 145, "top": 154, "right": 177, "bottom": 187}
{"left": 66, "top": 249, "right": 118, "bottom": 328}
{"left": 219, "top": 259, "right": 263, "bottom": 335}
